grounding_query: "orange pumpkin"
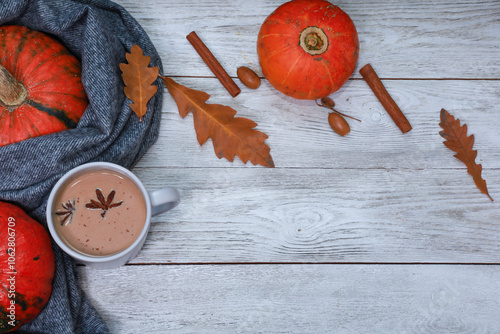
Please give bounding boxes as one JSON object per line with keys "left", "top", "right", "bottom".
{"left": 0, "top": 25, "right": 88, "bottom": 147}
{"left": 257, "top": 0, "right": 359, "bottom": 100}
{"left": 0, "top": 201, "right": 55, "bottom": 332}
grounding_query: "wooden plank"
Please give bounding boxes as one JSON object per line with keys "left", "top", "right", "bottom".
{"left": 114, "top": 0, "right": 500, "bottom": 79}
{"left": 78, "top": 264, "right": 500, "bottom": 333}
{"left": 73, "top": 2, "right": 500, "bottom": 333}
{"left": 127, "top": 167, "right": 500, "bottom": 264}
{"left": 136, "top": 78, "right": 500, "bottom": 169}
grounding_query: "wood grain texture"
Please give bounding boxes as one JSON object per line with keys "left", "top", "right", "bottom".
{"left": 115, "top": 0, "right": 500, "bottom": 79}
{"left": 127, "top": 167, "right": 500, "bottom": 264}
{"left": 136, "top": 78, "right": 500, "bottom": 169}
{"left": 78, "top": 264, "right": 500, "bottom": 333}
{"left": 79, "top": 0, "right": 500, "bottom": 332}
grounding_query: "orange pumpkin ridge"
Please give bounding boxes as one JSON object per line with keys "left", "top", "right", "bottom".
{"left": 257, "top": 0, "right": 359, "bottom": 100}
{"left": 0, "top": 25, "right": 88, "bottom": 147}
{"left": 0, "top": 201, "right": 55, "bottom": 332}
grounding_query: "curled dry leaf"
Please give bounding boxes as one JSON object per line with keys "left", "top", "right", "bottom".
{"left": 119, "top": 45, "right": 273, "bottom": 167}
{"left": 163, "top": 76, "right": 274, "bottom": 168}
{"left": 439, "top": 108, "right": 493, "bottom": 201}
{"left": 119, "top": 44, "right": 159, "bottom": 121}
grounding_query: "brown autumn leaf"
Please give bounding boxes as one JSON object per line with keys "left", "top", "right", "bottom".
{"left": 119, "top": 44, "right": 159, "bottom": 121}
{"left": 163, "top": 76, "right": 274, "bottom": 168}
{"left": 439, "top": 108, "right": 493, "bottom": 201}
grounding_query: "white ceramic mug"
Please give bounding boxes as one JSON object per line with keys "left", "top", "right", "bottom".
{"left": 46, "top": 162, "right": 180, "bottom": 269}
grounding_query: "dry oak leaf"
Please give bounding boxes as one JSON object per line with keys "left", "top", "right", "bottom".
{"left": 120, "top": 44, "right": 159, "bottom": 121}
{"left": 439, "top": 108, "right": 493, "bottom": 201}
{"left": 163, "top": 76, "right": 274, "bottom": 168}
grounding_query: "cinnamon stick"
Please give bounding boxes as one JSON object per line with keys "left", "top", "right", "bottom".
{"left": 187, "top": 31, "right": 241, "bottom": 98}
{"left": 359, "top": 64, "right": 412, "bottom": 133}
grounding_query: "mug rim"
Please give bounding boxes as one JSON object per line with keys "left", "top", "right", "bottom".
{"left": 46, "top": 162, "right": 152, "bottom": 264}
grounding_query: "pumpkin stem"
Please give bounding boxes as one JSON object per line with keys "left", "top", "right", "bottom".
{"left": 299, "top": 27, "right": 328, "bottom": 56}
{"left": 0, "top": 63, "right": 28, "bottom": 107}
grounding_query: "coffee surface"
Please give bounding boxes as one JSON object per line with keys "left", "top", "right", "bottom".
{"left": 53, "top": 170, "right": 147, "bottom": 256}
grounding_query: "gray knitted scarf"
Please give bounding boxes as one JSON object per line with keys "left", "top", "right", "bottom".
{"left": 0, "top": 0, "right": 163, "bottom": 332}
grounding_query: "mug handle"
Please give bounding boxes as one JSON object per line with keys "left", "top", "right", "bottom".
{"left": 148, "top": 187, "right": 180, "bottom": 216}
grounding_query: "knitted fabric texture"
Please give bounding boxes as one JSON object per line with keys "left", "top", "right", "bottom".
{"left": 0, "top": 0, "right": 163, "bottom": 332}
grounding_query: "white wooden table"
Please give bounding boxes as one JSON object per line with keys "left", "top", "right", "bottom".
{"left": 78, "top": 1, "right": 500, "bottom": 332}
